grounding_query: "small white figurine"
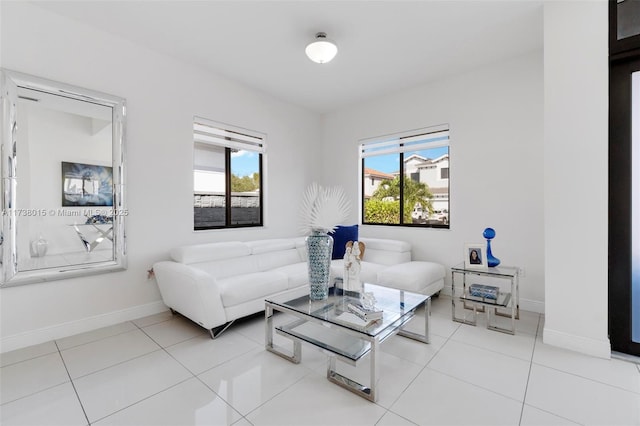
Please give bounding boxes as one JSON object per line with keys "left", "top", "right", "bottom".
{"left": 343, "top": 240, "right": 364, "bottom": 295}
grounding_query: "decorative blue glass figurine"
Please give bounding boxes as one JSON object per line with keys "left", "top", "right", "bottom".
{"left": 483, "top": 227, "right": 501, "bottom": 267}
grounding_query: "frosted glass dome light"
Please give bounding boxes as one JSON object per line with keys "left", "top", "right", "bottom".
{"left": 305, "top": 32, "right": 338, "bottom": 64}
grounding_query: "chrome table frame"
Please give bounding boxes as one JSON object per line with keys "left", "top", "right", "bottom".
{"left": 265, "top": 286, "right": 430, "bottom": 402}
{"left": 451, "top": 264, "right": 519, "bottom": 335}
{"left": 72, "top": 223, "right": 114, "bottom": 252}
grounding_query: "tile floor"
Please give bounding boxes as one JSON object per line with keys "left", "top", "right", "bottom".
{"left": 1, "top": 296, "right": 639, "bottom": 426}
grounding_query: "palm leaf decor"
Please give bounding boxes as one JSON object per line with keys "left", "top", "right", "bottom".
{"left": 299, "top": 182, "right": 351, "bottom": 235}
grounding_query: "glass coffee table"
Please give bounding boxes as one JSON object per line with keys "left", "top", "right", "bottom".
{"left": 265, "top": 283, "right": 431, "bottom": 402}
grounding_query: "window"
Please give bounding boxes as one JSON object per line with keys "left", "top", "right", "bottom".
{"left": 193, "top": 117, "right": 264, "bottom": 230}
{"left": 360, "top": 125, "right": 449, "bottom": 228}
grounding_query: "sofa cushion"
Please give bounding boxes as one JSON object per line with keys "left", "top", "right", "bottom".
{"left": 329, "top": 225, "right": 358, "bottom": 260}
{"left": 376, "top": 261, "right": 445, "bottom": 293}
{"left": 360, "top": 262, "right": 385, "bottom": 283}
{"left": 217, "top": 271, "right": 288, "bottom": 307}
{"left": 272, "top": 262, "right": 309, "bottom": 289}
{"left": 246, "top": 239, "right": 296, "bottom": 255}
{"left": 192, "top": 249, "right": 301, "bottom": 280}
{"left": 331, "top": 259, "right": 386, "bottom": 284}
{"left": 193, "top": 256, "right": 262, "bottom": 279}
{"left": 257, "top": 249, "right": 303, "bottom": 271}
{"left": 360, "top": 237, "right": 410, "bottom": 253}
{"left": 171, "top": 242, "right": 250, "bottom": 264}
{"left": 294, "top": 238, "right": 307, "bottom": 262}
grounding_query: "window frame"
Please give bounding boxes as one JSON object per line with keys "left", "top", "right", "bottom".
{"left": 193, "top": 117, "right": 265, "bottom": 230}
{"left": 359, "top": 125, "right": 450, "bottom": 229}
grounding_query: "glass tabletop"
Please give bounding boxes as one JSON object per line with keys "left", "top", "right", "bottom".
{"left": 266, "top": 283, "right": 428, "bottom": 338}
{"left": 451, "top": 262, "right": 519, "bottom": 278}
{"left": 460, "top": 290, "right": 512, "bottom": 308}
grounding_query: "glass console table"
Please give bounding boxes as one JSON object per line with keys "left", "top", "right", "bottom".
{"left": 265, "top": 283, "right": 430, "bottom": 402}
{"left": 451, "top": 263, "right": 519, "bottom": 335}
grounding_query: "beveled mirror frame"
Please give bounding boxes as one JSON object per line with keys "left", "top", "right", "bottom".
{"left": 0, "top": 69, "right": 126, "bottom": 286}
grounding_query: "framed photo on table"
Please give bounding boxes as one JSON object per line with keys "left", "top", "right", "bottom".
{"left": 464, "top": 243, "right": 488, "bottom": 270}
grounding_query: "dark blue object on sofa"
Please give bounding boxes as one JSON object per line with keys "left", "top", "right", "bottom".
{"left": 330, "top": 225, "right": 359, "bottom": 260}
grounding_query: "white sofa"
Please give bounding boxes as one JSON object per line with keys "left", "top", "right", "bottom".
{"left": 153, "top": 237, "right": 444, "bottom": 337}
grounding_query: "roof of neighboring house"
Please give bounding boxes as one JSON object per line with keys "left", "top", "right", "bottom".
{"left": 415, "top": 154, "right": 449, "bottom": 169}
{"left": 404, "top": 154, "right": 428, "bottom": 163}
{"left": 431, "top": 154, "right": 449, "bottom": 163}
{"left": 364, "top": 167, "right": 395, "bottom": 180}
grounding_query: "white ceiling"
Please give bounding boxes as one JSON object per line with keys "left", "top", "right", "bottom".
{"left": 32, "top": 0, "right": 543, "bottom": 113}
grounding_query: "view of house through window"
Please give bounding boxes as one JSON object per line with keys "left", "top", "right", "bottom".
{"left": 193, "top": 118, "right": 264, "bottom": 230}
{"left": 360, "top": 125, "right": 449, "bottom": 228}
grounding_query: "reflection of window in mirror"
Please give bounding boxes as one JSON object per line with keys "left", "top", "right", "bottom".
{"left": 83, "top": 176, "right": 99, "bottom": 196}
{"left": 65, "top": 178, "right": 82, "bottom": 195}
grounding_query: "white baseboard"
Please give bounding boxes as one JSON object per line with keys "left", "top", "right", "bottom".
{"left": 440, "top": 286, "right": 545, "bottom": 314}
{"left": 519, "top": 298, "right": 545, "bottom": 314}
{"left": 1, "top": 301, "right": 168, "bottom": 353}
{"left": 543, "top": 327, "right": 611, "bottom": 359}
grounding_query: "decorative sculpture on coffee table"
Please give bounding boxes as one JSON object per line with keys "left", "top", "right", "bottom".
{"left": 483, "top": 227, "right": 501, "bottom": 267}
{"left": 299, "top": 183, "right": 351, "bottom": 300}
{"left": 343, "top": 240, "right": 365, "bottom": 297}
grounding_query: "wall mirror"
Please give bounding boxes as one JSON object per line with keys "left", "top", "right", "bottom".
{"left": 1, "top": 69, "right": 126, "bottom": 286}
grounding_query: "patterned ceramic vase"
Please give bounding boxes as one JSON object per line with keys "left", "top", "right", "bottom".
{"left": 306, "top": 229, "right": 334, "bottom": 300}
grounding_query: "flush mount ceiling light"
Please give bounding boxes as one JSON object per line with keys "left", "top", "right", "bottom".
{"left": 305, "top": 32, "right": 338, "bottom": 64}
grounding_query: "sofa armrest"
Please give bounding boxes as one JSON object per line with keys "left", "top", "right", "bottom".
{"left": 153, "top": 261, "right": 227, "bottom": 330}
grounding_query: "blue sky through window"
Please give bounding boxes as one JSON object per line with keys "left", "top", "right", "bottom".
{"left": 231, "top": 150, "right": 259, "bottom": 177}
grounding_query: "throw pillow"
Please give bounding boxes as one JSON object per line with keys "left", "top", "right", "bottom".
{"left": 330, "top": 225, "right": 358, "bottom": 260}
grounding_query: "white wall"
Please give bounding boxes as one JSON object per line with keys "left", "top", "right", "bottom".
{"left": 0, "top": 2, "right": 321, "bottom": 351}
{"left": 321, "top": 50, "right": 545, "bottom": 313}
{"left": 0, "top": 1, "right": 612, "bottom": 359}
{"left": 543, "top": 1, "right": 609, "bottom": 358}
